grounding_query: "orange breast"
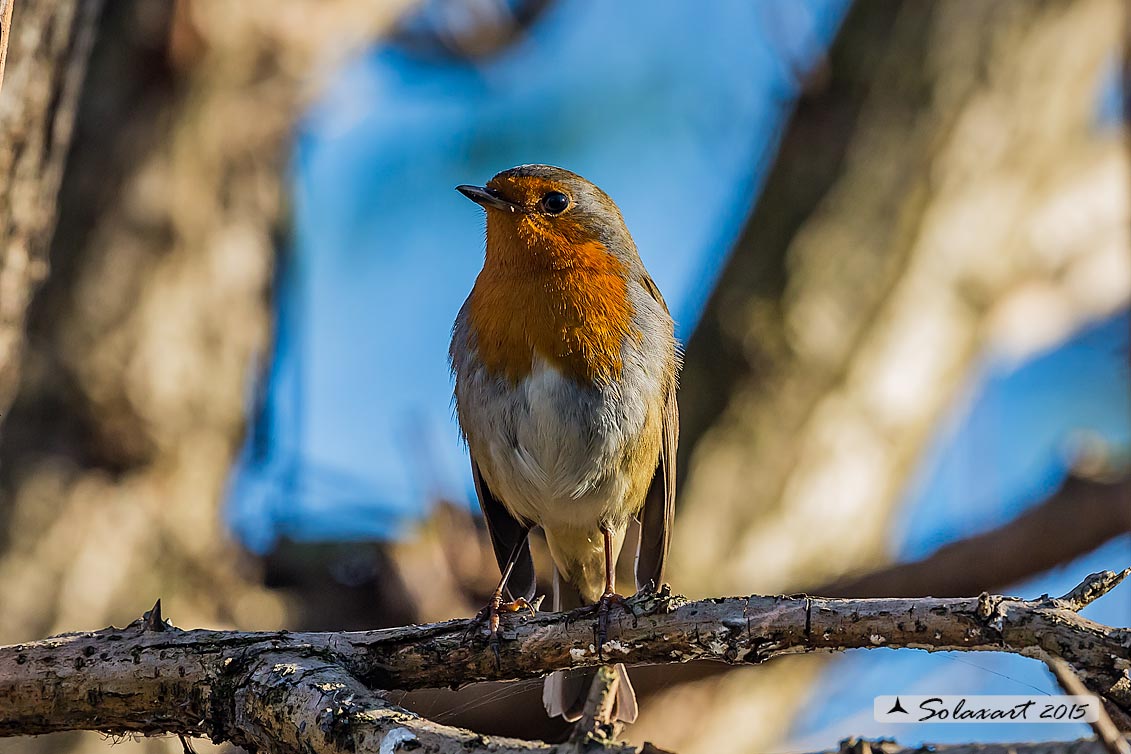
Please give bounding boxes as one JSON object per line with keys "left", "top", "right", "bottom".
{"left": 468, "top": 218, "right": 635, "bottom": 385}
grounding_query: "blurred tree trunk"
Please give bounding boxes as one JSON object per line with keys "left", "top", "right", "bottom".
{"left": 0, "top": 0, "right": 14, "bottom": 92}
{"left": 0, "top": 4, "right": 409, "bottom": 754}
{"left": 0, "top": 0, "right": 100, "bottom": 428}
{"left": 633, "top": 1, "right": 1130, "bottom": 752}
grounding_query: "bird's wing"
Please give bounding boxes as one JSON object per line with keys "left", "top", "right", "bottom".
{"left": 635, "top": 271, "right": 679, "bottom": 592}
{"left": 635, "top": 381, "right": 677, "bottom": 591}
{"left": 471, "top": 457, "right": 537, "bottom": 601}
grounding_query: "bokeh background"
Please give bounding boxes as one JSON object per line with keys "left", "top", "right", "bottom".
{"left": 0, "top": 1, "right": 1128, "bottom": 753}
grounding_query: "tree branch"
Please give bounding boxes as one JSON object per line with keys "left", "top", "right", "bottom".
{"left": 821, "top": 476, "right": 1131, "bottom": 599}
{"left": 0, "top": 572, "right": 1127, "bottom": 752}
{"left": 230, "top": 652, "right": 633, "bottom": 754}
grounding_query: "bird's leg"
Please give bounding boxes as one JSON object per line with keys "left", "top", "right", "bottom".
{"left": 465, "top": 545, "right": 536, "bottom": 663}
{"left": 595, "top": 526, "right": 627, "bottom": 657}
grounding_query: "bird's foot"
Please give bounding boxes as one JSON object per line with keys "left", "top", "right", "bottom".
{"left": 592, "top": 591, "right": 628, "bottom": 659}
{"left": 464, "top": 593, "right": 537, "bottom": 665}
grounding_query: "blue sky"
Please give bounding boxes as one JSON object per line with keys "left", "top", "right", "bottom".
{"left": 899, "top": 313, "right": 1130, "bottom": 558}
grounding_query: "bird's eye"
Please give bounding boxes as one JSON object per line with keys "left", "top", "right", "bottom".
{"left": 540, "top": 191, "right": 570, "bottom": 215}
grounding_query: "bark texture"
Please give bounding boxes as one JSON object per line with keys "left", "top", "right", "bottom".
{"left": 1, "top": 571, "right": 1128, "bottom": 749}
{"left": 0, "top": 0, "right": 100, "bottom": 419}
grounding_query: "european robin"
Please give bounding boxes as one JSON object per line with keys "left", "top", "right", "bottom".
{"left": 450, "top": 165, "right": 680, "bottom": 723}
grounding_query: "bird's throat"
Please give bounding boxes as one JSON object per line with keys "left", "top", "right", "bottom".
{"left": 468, "top": 230, "right": 635, "bottom": 385}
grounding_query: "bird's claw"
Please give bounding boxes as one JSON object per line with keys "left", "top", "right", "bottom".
{"left": 591, "top": 591, "right": 628, "bottom": 659}
{"left": 464, "top": 594, "right": 537, "bottom": 664}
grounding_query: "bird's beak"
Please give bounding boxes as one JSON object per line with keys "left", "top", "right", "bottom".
{"left": 456, "top": 184, "right": 520, "bottom": 213}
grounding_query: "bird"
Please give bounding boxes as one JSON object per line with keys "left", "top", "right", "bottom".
{"left": 450, "top": 164, "right": 679, "bottom": 724}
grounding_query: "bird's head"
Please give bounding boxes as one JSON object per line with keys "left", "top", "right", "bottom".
{"left": 457, "top": 164, "right": 638, "bottom": 271}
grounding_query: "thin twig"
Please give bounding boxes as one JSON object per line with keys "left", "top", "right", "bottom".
{"left": 1046, "top": 656, "right": 1131, "bottom": 754}
{"left": 1058, "top": 570, "right": 1131, "bottom": 612}
{"left": 572, "top": 666, "right": 623, "bottom": 746}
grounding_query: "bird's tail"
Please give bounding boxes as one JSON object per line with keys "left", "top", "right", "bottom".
{"left": 542, "top": 570, "right": 638, "bottom": 723}
{"left": 543, "top": 662, "right": 637, "bottom": 723}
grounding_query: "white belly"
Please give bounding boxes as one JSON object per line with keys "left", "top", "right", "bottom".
{"left": 495, "top": 358, "right": 629, "bottom": 528}
{"left": 461, "top": 355, "right": 655, "bottom": 532}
